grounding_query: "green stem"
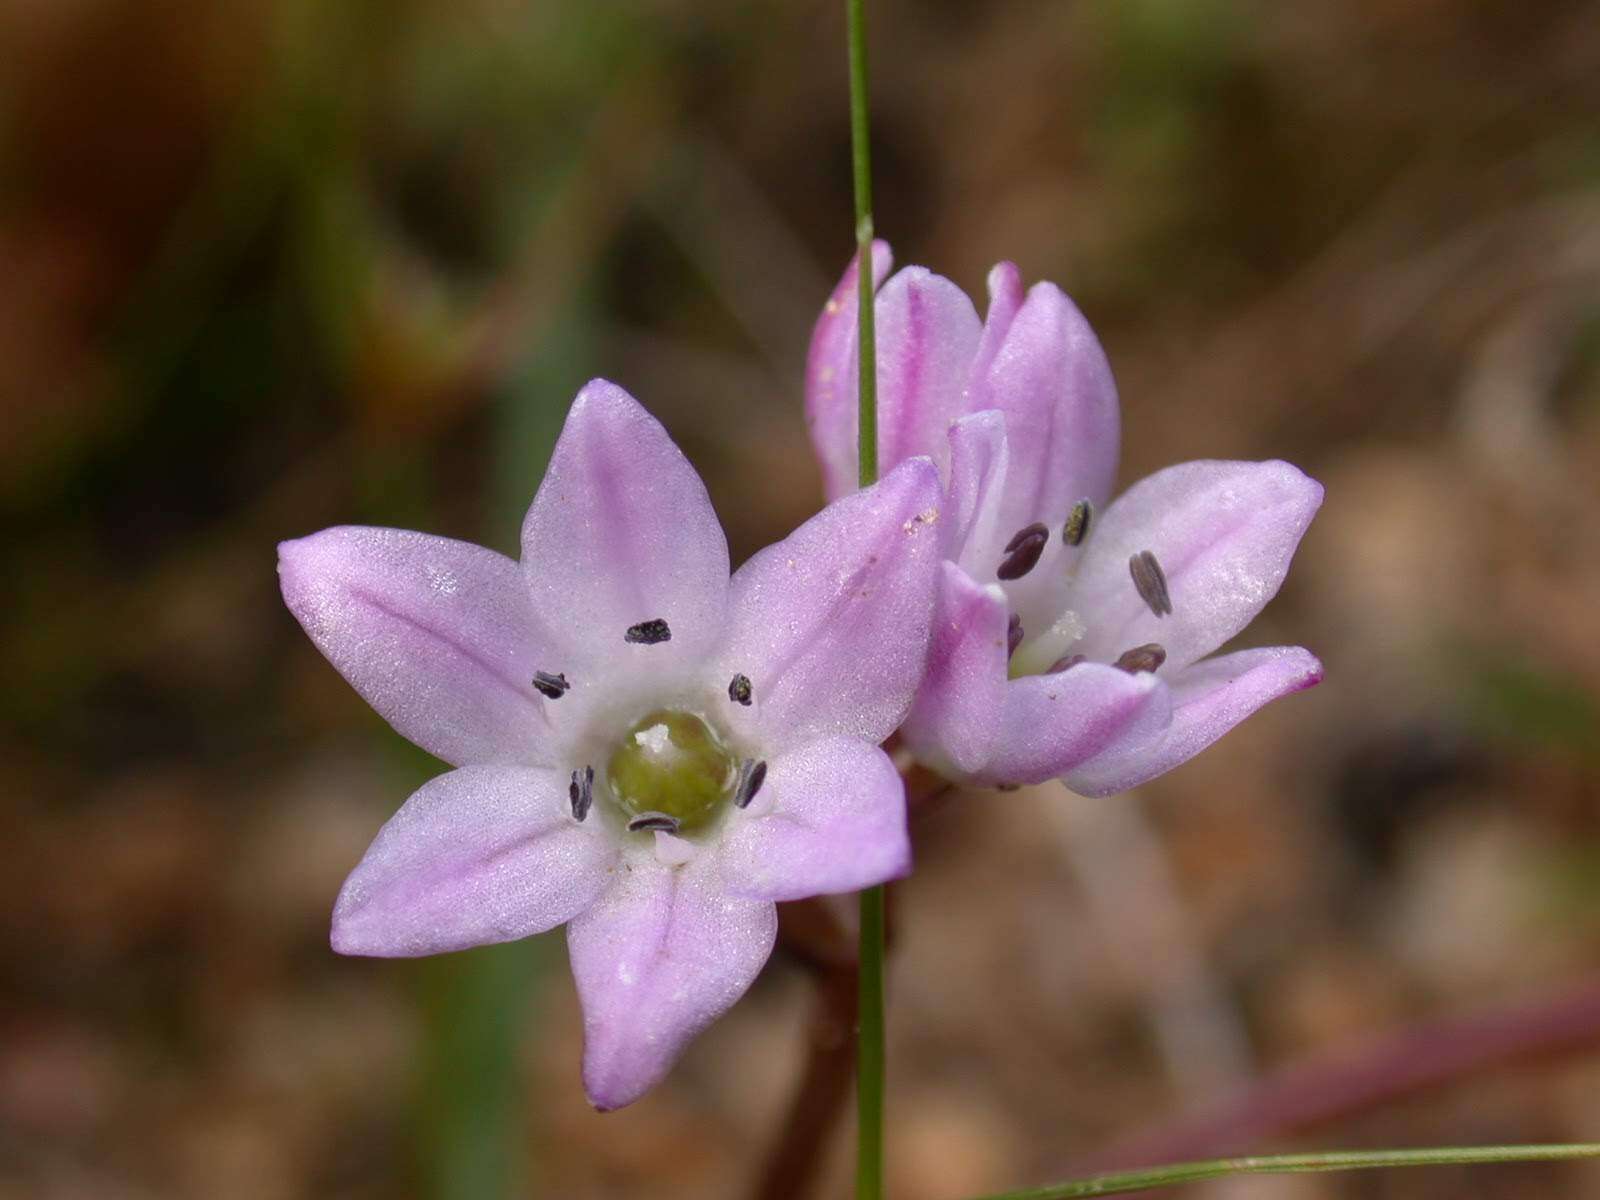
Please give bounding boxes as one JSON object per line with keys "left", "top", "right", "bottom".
{"left": 856, "top": 884, "right": 887, "bottom": 1200}
{"left": 846, "top": 1, "right": 884, "bottom": 1198}
{"left": 849, "top": 0, "right": 877, "bottom": 491}
{"left": 963, "top": 1144, "right": 1600, "bottom": 1199}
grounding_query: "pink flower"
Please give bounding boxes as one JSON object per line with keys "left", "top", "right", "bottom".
{"left": 807, "top": 247, "right": 1323, "bottom": 794}
{"left": 280, "top": 381, "right": 942, "bottom": 1109}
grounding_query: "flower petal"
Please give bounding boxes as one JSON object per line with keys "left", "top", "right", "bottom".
{"left": 278, "top": 527, "right": 552, "bottom": 767}
{"left": 968, "top": 261, "right": 1026, "bottom": 386}
{"left": 520, "top": 379, "right": 730, "bottom": 672}
{"left": 974, "top": 662, "right": 1172, "bottom": 787}
{"left": 968, "top": 279, "right": 1120, "bottom": 540}
{"left": 1063, "top": 646, "right": 1323, "bottom": 797}
{"left": 711, "top": 456, "right": 943, "bottom": 751}
{"left": 944, "top": 410, "right": 1011, "bottom": 571}
{"left": 806, "top": 242, "right": 894, "bottom": 500}
{"left": 331, "top": 765, "right": 616, "bottom": 956}
{"left": 1067, "top": 460, "right": 1323, "bottom": 671}
{"left": 900, "top": 563, "right": 1010, "bottom": 778}
{"left": 873, "top": 267, "right": 982, "bottom": 476}
{"left": 569, "top": 855, "right": 777, "bottom": 1110}
{"left": 717, "top": 737, "right": 909, "bottom": 901}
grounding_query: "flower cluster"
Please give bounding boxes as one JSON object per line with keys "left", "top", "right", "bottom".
{"left": 807, "top": 245, "right": 1323, "bottom": 794}
{"left": 279, "top": 254, "right": 1321, "bottom": 1109}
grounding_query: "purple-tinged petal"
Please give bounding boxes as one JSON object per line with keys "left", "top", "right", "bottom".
{"left": 967, "top": 260, "right": 1026, "bottom": 386}
{"left": 1067, "top": 460, "right": 1323, "bottom": 671}
{"left": 717, "top": 737, "right": 909, "bottom": 901}
{"left": 806, "top": 242, "right": 893, "bottom": 500}
{"left": 968, "top": 279, "right": 1120, "bottom": 538}
{"left": 278, "top": 527, "right": 551, "bottom": 767}
{"left": 520, "top": 380, "right": 730, "bottom": 671}
{"left": 331, "top": 765, "right": 616, "bottom": 956}
{"left": 872, "top": 268, "right": 982, "bottom": 476}
{"left": 964, "top": 280, "right": 1121, "bottom": 634}
{"left": 901, "top": 563, "right": 1010, "bottom": 778}
{"left": 944, "top": 410, "right": 1011, "bottom": 571}
{"left": 973, "top": 662, "right": 1172, "bottom": 787}
{"left": 569, "top": 855, "right": 777, "bottom": 1110}
{"left": 711, "top": 456, "right": 943, "bottom": 751}
{"left": 1063, "top": 646, "right": 1323, "bottom": 797}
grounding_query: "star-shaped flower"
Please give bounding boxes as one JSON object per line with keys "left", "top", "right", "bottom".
{"left": 279, "top": 380, "right": 941, "bottom": 1109}
{"left": 807, "top": 246, "right": 1323, "bottom": 794}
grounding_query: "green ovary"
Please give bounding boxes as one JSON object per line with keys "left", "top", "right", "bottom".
{"left": 606, "top": 710, "right": 736, "bottom": 832}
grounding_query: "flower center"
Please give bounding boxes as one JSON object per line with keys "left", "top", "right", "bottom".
{"left": 606, "top": 709, "right": 737, "bottom": 833}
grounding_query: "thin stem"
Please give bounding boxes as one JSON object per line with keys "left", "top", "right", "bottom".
{"left": 846, "top": 0, "right": 884, "bottom": 1198}
{"left": 849, "top": 0, "right": 877, "bottom": 490}
{"left": 963, "top": 1144, "right": 1600, "bottom": 1200}
{"left": 1082, "top": 972, "right": 1600, "bottom": 1173}
{"left": 856, "top": 884, "right": 887, "bottom": 1200}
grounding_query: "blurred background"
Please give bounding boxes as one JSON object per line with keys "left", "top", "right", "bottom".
{"left": 3, "top": 0, "right": 1600, "bottom": 1197}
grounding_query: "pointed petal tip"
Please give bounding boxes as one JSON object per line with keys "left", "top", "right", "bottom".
{"left": 275, "top": 528, "right": 355, "bottom": 598}
{"left": 890, "top": 451, "right": 942, "bottom": 491}
{"left": 1261, "top": 458, "right": 1327, "bottom": 513}
{"left": 973, "top": 662, "right": 1171, "bottom": 787}
{"left": 868, "top": 238, "right": 893, "bottom": 281}
{"left": 1285, "top": 646, "right": 1325, "bottom": 691}
{"left": 864, "top": 453, "right": 945, "bottom": 520}
{"left": 275, "top": 528, "right": 333, "bottom": 579}
{"left": 986, "top": 260, "right": 1024, "bottom": 302}
{"left": 1062, "top": 645, "right": 1324, "bottom": 797}
{"left": 829, "top": 240, "right": 894, "bottom": 297}
{"left": 582, "top": 1066, "right": 646, "bottom": 1113}
{"left": 328, "top": 899, "right": 384, "bottom": 959}
{"left": 325, "top": 881, "right": 416, "bottom": 959}
{"left": 568, "top": 376, "right": 643, "bottom": 418}
{"left": 1024, "top": 278, "right": 1100, "bottom": 342}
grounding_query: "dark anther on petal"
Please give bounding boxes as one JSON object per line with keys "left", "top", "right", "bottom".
{"left": 1063, "top": 499, "right": 1093, "bottom": 547}
{"left": 1114, "top": 643, "right": 1167, "bottom": 674}
{"left": 1128, "top": 550, "right": 1173, "bottom": 617}
{"left": 997, "top": 522, "right": 1050, "bottom": 580}
{"left": 569, "top": 765, "right": 594, "bottom": 822}
{"left": 728, "top": 673, "right": 753, "bottom": 706}
{"left": 1047, "top": 653, "right": 1087, "bottom": 674}
{"left": 624, "top": 618, "right": 672, "bottom": 645}
{"left": 627, "top": 811, "right": 681, "bottom": 834}
{"left": 1007, "top": 612, "right": 1024, "bottom": 658}
{"left": 734, "top": 759, "right": 768, "bottom": 809}
{"left": 533, "top": 671, "right": 569, "bottom": 700}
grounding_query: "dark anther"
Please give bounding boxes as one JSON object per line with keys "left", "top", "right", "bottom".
{"left": 624, "top": 618, "right": 672, "bottom": 645}
{"left": 1128, "top": 550, "right": 1173, "bottom": 617}
{"left": 1007, "top": 612, "right": 1024, "bottom": 658}
{"left": 734, "top": 759, "right": 768, "bottom": 809}
{"left": 627, "top": 811, "right": 681, "bottom": 834}
{"left": 1047, "top": 653, "right": 1087, "bottom": 674}
{"left": 1114, "top": 643, "right": 1167, "bottom": 674}
{"left": 533, "top": 671, "right": 569, "bottom": 700}
{"left": 1063, "top": 499, "right": 1093, "bottom": 547}
{"left": 569, "top": 765, "right": 595, "bottom": 822}
{"left": 728, "top": 673, "right": 753, "bottom": 706}
{"left": 997, "top": 522, "right": 1050, "bottom": 581}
